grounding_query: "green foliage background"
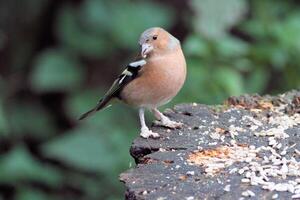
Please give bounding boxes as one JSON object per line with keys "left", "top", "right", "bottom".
{"left": 0, "top": 0, "right": 299, "bottom": 199}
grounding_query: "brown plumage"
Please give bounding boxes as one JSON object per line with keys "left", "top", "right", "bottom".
{"left": 121, "top": 45, "right": 186, "bottom": 107}
{"left": 79, "top": 27, "right": 186, "bottom": 138}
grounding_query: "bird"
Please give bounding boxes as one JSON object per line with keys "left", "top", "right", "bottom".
{"left": 79, "top": 27, "right": 186, "bottom": 138}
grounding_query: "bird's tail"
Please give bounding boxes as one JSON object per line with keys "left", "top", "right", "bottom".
{"left": 78, "top": 97, "right": 111, "bottom": 120}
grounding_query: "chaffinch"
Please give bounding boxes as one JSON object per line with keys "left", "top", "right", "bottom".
{"left": 79, "top": 27, "right": 186, "bottom": 138}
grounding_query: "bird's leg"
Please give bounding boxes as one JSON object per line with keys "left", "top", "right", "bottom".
{"left": 152, "top": 108, "right": 183, "bottom": 129}
{"left": 139, "top": 108, "right": 160, "bottom": 138}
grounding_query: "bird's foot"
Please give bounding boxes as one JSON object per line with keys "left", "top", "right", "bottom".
{"left": 140, "top": 127, "right": 160, "bottom": 138}
{"left": 154, "top": 117, "right": 183, "bottom": 129}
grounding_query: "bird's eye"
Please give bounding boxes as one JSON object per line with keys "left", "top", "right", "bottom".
{"left": 152, "top": 35, "right": 158, "bottom": 40}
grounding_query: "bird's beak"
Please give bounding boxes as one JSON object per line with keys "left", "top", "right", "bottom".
{"left": 141, "top": 43, "right": 153, "bottom": 58}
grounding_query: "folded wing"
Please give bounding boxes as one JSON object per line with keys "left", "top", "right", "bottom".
{"left": 78, "top": 59, "right": 146, "bottom": 120}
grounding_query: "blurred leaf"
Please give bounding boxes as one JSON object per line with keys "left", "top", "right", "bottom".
{"left": 191, "top": 0, "right": 247, "bottom": 40}
{"left": 30, "top": 49, "right": 84, "bottom": 92}
{"left": 16, "top": 188, "right": 52, "bottom": 200}
{"left": 0, "top": 146, "right": 62, "bottom": 186}
{"left": 285, "top": 64, "right": 300, "bottom": 89}
{"left": 269, "top": 48, "right": 288, "bottom": 70}
{"left": 245, "top": 68, "right": 268, "bottom": 94}
{"left": 64, "top": 89, "right": 104, "bottom": 120}
{"left": 249, "top": 43, "right": 278, "bottom": 64}
{"left": 56, "top": 0, "right": 174, "bottom": 55}
{"left": 273, "top": 13, "right": 300, "bottom": 52}
{"left": 79, "top": 0, "right": 112, "bottom": 33}
{"left": 75, "top": 175, "right": 106, "bottom": 199}
{"left": 42, "top": 127, "right": 119, "bottom": 172}
{"left": 216, "top": 36, "right": 249, "bottom": 57}
{"left": 64, "top": 170, "right": 125, "bottom": 200}
{"left": 178, "top": 59, "right": 212, "bottom": 104}
{"left": 183, "top": 34, "right": 209, "bottom": 57}
{"left": 55, "top": 4, "right": 110, "bottom": 57}
{"left": 110, "top": 1, "right": 174, "bottom": 49}
{"left": 6, "top": 101, "right": 56, "bottom": 138}
{"left": 233, "top": 58, "right": 252, "bottom": 72}
{"left": 214, "top": 67, "right": 244, "bottom": 96}
{"left": 242, "top": 19, "right": 267, "bottom": 39}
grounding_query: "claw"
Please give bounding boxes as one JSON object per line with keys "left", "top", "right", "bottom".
{"left": 140, "top": 127, "right": 160, "bottom": 138}
{"left": 154, "top": 118, "right": 183, "bottom": 129}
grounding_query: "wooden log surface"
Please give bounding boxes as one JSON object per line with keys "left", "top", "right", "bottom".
{"left": 120, "top": 90, "right": 300, "bottom": 200}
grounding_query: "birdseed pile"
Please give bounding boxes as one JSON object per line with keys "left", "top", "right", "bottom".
{"left": 121, "top": 90, "right": 300, "bottom": 200}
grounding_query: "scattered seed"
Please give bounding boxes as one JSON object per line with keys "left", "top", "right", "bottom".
{"left": 274, "top": 183, "right": 288, "bottom": 192}
{"left": 224, "top": 184, "right": 231, "bottom": 192}
{"left": 186, "top": 196, "right": 194, "bottom": 200}
{"left": 272, "top": 193, "right": 278, "bottom": 199}
{"left": 295, "top": 149, "right": 300, "bottom": 156}
{"left": 186, "top": 171, "right": 195, "bottom": 176}
{"left": 241, "top": 190, "right": 255, "bottom": 197}
{"left": 241, "top": 178, "right": 250, "bottom": 183}
{"left": 292, "top": 194, "right": 300, "bottom": 199}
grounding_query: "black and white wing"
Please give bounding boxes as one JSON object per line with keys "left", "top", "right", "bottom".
{"left": 78, "top": 59, "right": 146, "bottom": 120}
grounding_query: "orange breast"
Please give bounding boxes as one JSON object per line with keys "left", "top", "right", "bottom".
{"left": 120, "top": 48, "right": 186, "bottom": 108}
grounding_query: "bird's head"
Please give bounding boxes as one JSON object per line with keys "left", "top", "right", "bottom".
{"left": 139, "top": 27, "right": 180, "bottom": 58}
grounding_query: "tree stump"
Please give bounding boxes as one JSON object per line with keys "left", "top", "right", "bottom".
{"left": 120, "top": 90, "right": 300, "bottom": 200}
